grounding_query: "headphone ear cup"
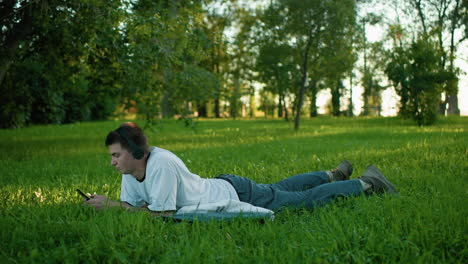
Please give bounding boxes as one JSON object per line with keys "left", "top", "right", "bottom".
{"left": 133, "top": 148, "right": 145, "bottom": 160}
{"left": 116, "top": 127, "right": 145, "bottom": 160}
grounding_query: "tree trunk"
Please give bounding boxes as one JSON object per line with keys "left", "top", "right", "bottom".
{"left": 331, "top": 80, "right": 342, "bottom": 117}
{"left": 197, "top": 101, "right": 207, "bottom": 117}
{"left": 277, "top": 93, "right": 283, "bottom": 118}
{"left": 439, "top": 99, "right": 447, "bottom": 115}
{"left": 294, "top": 78, "right": 307, "bottom": 129}
{"left": 446, "top": 0, "right": 461, "bottom": 116}
{"left": 283, "top": 95, "right": 289, "bottom": 121}
{"left": 161, "top": 91, "right": 174, "bottom": 118}
{"left": 249, "top": 93, "right": 255, "bottom": 118}
{"left": 413, "top": 0, "right": 428, "bottom": 35}
{"left": 447, "top": 94, "right": 460, "bottom": 115}
{"left": 399, "top": 85, "right": 411, "bottom": 118}
{"left": 214, "top": 98, "right": 220, "bottom": 118}
{"left": 348, "top": 72, "right": 354, "bottom": 117}
{"left": 230, "top": 76, "right": 240, "bottom": 119}
{"left": 362, "top": 91, "right": 370, "bottom": 116}
{"left": 212, "top": 36, "right": 221, "bottom": 118}
{"left": 294, "top": 34, "right": 313, "bottom": 130}
{"left": 309, "top": 83, "right": 318, "bottom": 117}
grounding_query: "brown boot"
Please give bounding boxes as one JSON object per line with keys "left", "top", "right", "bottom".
{"left": 359, "top": 165, "right": 398, "bottom": 194}
{"left": 329, "top": 160, "right": 353, "bottom": 181}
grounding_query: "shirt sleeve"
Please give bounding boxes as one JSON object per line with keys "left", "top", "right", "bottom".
{"left": 147, "top": 167, "right": 178, "bottom": 212}
{"left": 120, "top": 175, "right": 145, "bottom": 207}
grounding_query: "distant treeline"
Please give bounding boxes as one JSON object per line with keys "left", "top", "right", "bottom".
{"left": 1, "top": 0, "right": 466, "bottom": 128}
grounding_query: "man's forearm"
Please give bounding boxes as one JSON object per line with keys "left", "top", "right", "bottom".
{"left": 149, "top": 210, "right": 175, "bottom": 217}
{"left": 119, "top": 201, "right": 175, "bottom": 217}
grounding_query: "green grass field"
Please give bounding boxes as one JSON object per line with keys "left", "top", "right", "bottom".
{"left": 1, "top": 117, "right": 467, "bottom": 263}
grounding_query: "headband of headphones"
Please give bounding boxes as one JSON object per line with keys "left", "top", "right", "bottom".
{"left": 116, "top": 127, "right": 145, "bottom": 160}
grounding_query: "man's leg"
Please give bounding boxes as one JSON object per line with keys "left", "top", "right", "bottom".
{"left": 264, "top": 165, "right": 398, "bottom": 210}
{"left": 216, "top": 174, "right": 363, "bottom": 211}
{"left": 270, "top": 171, "right": 329, "bottom": 192}
{"left": 217, "top": 165, "right": 396, "bottom": 211}
{"left": 271, "top": 160, "right": 353, "bottom": 192}
{"left": 266, "top": 179, "right": 364, "bottom": 210}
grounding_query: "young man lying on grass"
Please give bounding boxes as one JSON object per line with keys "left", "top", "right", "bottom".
{"left": 84, "top": 122, "right": 398, "bottom": 217}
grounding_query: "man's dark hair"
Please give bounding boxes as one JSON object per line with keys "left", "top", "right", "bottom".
{"left": 105, "top": 122, "right": 149, "bottom": 154}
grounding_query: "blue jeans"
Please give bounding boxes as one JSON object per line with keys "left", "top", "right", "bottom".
{"left": 216, "top": 171, "right": 363, "bottom": 211}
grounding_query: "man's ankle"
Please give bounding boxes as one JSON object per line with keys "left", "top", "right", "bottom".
{"left": 359, "top": 179, "right": 371, "bottom": 191}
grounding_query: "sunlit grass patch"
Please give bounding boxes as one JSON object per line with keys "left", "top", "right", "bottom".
{"left": 0, "top": 116, "right": 467, "bottom": 263}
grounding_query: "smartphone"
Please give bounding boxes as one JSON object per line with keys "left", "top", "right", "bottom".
{"left": 76, "top": 189, "right": 91, "bottom": 200}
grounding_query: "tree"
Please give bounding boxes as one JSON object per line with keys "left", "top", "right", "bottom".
{"left": 1, "top": 0, "right": 225, "bottom": 128}
{"left": 0, "top": 0, "right": 125, "bottom": 128}
{"left": 445, "top": 0, "right": 464, "bottom": 115}
{"left": 403, "top": 0, "right": 466, "bottom": 115}
{"left": 255, "top": 3, "right": 295, "bottom": 120}
{"left": 320, "top": 2, "right": 357, "bottom": 117}
{"left": 198, "top": 8, "right": 230, "bottom": 118}
{"left": 123, "top": 0, "right": 218, "bottom": 121}
{"left": 258, "top": 89, "right": 276, "bottom": 118}
{"left": 407, "top": 38, "right": 454, "bottom": 125}
{"left": 259, "top": 0, "right": 357, "bottom": 129}
{"left": 175, "top": 64, "right": 220, "bottom": 117}
{"left": 0, "top": 0, "right": 35, "bottom": 88}
{"left": 256, "top": 43, "right": 295, "bottom": 119}
{"left": 355, "top": 13, "right": 385, "bottom": 116}
{"left": 360, "top": 42, "right": 386, "bottom": 116}
{"left": 226, "top": 5, "right": 259, "bottom": 119}
{"left": 462, "top": 0, "right": 468, "bottom": 41}
{"left": 385, "top": 37, "right": 455, "bottom": 125}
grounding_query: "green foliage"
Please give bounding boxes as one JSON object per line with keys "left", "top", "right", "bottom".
{"left": 408, "top": 39, "right": 443, "bottom": 125}
{"left": 360, "top": 41, "right": 386, "bottom": 117}
{"left": 0, "top": 0, "right": 125, "bottom": 128}
{"left": 258, "top": 90, "right": 277, "bottom": 117}
{"left": 385, "top": 37, "right": 456, "bottom": 125}
{"left": 122, "top": 0, "right": 224, "bottom": 120}
{"left": 320, "top": 0, "right": 357, "bottom": 117}
{"left": 223, "top": 5, "right": 258, "bottom": 119}
{"left": 2, "top": 0, "right": 465, "bottom": 129}
{"left": 256, "top": 0, "right": 358, "bottom": 126}
{"left": 175, "top": 64, "right": 221, "bottom": 115}
{"left": 463, "top": 0, "right": 468, "bottom": 40}
{"left": 256, "top": 43, "right": 296, "bottom": 118}
{"left": 397, "top": 0, "right": 465, "bottom": 115}
{"left": 0, "top": 118, "right": 467, "bottom": 262}
{"left": 1, "top": 0, "right": 222, "bottom": 128}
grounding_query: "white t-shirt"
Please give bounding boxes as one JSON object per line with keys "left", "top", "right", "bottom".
{"left": 120, "top": 147, "right": 239, "bottom": 211}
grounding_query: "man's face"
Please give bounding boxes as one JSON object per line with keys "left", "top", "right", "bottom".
{"left": 108, "top": 143, "right": 136, "bottom": 175}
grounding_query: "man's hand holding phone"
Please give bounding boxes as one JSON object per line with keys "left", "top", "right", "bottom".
{"left": 76, "top": 189, "right": 91, "bottom": 201}
{"left": 83, "top": 193, "right": 120, "bottom": 210}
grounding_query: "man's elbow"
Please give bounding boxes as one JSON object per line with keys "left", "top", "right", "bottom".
{"left": 149, "top": 210, "right": 175, "bottom": 217}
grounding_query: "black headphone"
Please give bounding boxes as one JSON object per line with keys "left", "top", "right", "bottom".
{"left": 116, "top": 127, "right": 145, "bottom": 160}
